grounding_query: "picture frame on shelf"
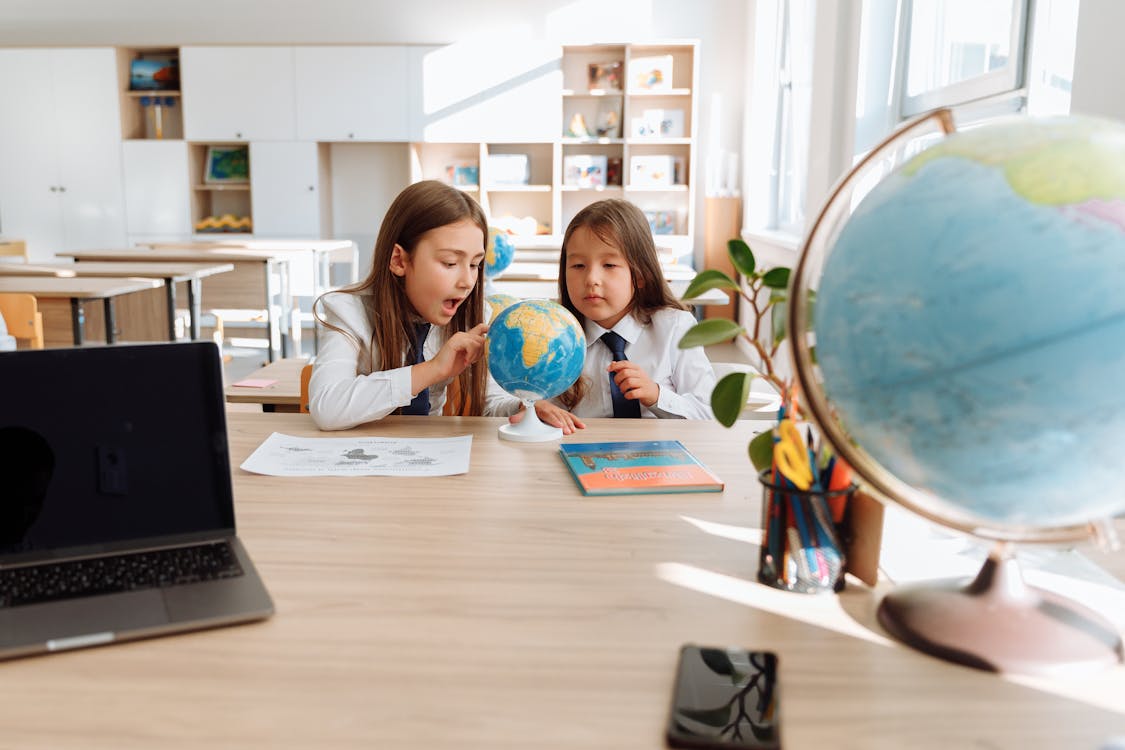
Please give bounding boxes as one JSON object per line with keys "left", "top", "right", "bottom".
{"left": 630, "top": 108, "right": 685, "bottom": 138}
{"left": 129, "top": 53, "right": 179, "bottom": 91}
{"left": 587, "top": 61, "right": 623, "bottom": 92}
{"left": 445, "top": 161, "right": 479, "bottom": 187}
{"left": 486, "top": 154, "right": 531, "bottom": 186}
{"left": 644, "top": 209, "right": 678, "bottom": 235}
{"left": 630, "top": 54, "right": 674, "bottom": 91}
{"left": 563, "top": 155, "right": 608, "bottom": 188}
{"left": 630, "top": 155, "right": 677, "bottom": 187}
{"left": 203, "top": 145, "right": 249, "bottom": 184}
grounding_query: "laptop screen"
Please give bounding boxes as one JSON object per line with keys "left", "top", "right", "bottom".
{"left": 0, "top": 343, "right": 236, "bottom": 559}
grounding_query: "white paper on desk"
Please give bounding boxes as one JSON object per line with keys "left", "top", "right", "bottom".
{"left": 240, "top": 432, "right": 472, "bottom": 477}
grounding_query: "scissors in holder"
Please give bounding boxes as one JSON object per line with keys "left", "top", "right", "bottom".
{"left": 774, "top": 419, "right": 813, "bottom": 490}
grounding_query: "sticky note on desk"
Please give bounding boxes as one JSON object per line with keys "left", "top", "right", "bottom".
{"left": 232, "top": 378, "right": 278, "bottom": 388}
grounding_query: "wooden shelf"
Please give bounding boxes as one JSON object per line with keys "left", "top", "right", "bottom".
{"left": 483, "top": 184, "right": 552, "bottom": 192}
{"left": 560, "top": 137, "right": 625, "bottom": 146}
{"left": 124, "top": 90, "right": 181, "bottom": 98}
{"left": 562, "top": 90, "right": 624, "bottom": 98}
{"left": 627, "top": 88, "right": 692, "bottom": 97}
{"left": 193, "top": 183, "right": 251, "bottom": 191}
{"left": 559, "top": 185, "right": 624, "bottom": 193}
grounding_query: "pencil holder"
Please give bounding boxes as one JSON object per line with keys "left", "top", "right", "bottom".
{"left": 757, "top": 469, "right": 853, "bottom": 594}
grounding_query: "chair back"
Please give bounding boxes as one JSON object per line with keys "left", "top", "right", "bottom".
{"left": 299, "top": 363, "right": 313, "bottom": 414}
{"left": 0, "top": 293, "right": 45, "bottom": 349}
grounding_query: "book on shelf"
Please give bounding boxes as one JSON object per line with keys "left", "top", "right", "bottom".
{"left": 559, "top": 440, "right": 723, "bottom": 496}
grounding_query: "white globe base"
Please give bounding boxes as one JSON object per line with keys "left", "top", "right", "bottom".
{"left": 498, "top": 400, "right": 563, "bottom": 443}
{"left": 878, "top": 545, "right": 1124, "bottom": 676}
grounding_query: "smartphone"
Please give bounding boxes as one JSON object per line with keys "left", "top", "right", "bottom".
{"left": 665, "top": 645, "right": 781, "bottom": 750}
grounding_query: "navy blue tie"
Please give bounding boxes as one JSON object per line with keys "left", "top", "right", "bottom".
{"left": 601, "top": 331, "right": 641, "bottom": 418}
{"left": 403, "top": 322, "right": 431, "bottom": 415}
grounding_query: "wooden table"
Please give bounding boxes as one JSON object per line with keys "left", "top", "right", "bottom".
{"left": 60, "top": 248, "right": 293, "bottom": 361}
{"left": 3, "top": 413, "right": 1122, "bottom": 749}
{"left": 0, "top": 261, "right": 234, "bottom": 340}
{"left": 0, "top": 276, "right": 163, "bottom": 346}
{"left": 225, "top": 356, "right": 308, "bottom": 412}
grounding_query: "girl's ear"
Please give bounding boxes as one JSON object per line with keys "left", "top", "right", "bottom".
{"left": 389, "top": 243, "right": 408, "bottom": 277}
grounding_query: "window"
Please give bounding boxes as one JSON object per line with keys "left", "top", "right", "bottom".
{"left": 900, "top": 0, "right": 1029, "bottom": 116}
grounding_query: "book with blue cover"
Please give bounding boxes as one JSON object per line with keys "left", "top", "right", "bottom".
{"left": 559, "top": 440, "right": 723, "bottom": 495}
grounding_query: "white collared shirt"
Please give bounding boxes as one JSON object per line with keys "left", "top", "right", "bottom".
{"left": 308, "top": 291, "right": 510, "bottom": 430}
{"left": 570, "top": 307, "right": 716, "bottom": 419}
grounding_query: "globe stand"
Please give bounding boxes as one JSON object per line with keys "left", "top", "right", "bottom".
{"left": 498, "top": 399, "right": 563, "bottom": 443}
{"left": 877, "top": 542, "right": 1124, "bottom": 676}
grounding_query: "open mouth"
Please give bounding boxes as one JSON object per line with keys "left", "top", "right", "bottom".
{"left": 442, "top": 298, "right": 463, "bottom": 315}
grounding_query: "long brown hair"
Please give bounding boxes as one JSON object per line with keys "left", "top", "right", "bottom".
{"left": 555, "top": 199, "right": 685, "bottom": 409}
{"left": 314, "top": 180, "right": 488, "bottom": 415}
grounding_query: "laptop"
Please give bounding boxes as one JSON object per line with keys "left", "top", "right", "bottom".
{"left": 0, "top": 342, "right": 273, "bottom": 659}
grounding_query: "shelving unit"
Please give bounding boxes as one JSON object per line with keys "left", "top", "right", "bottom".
{"left": 116, "top": 47, "right": 183, "bottom": 140}
{"left": 410, "top": 40, "right": 698, "bottom": 262}
{"left": 187, "top": 143, "right": 252, "bottom": 233}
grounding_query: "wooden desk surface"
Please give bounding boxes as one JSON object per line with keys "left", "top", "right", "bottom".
{"left": 3, "top": 413, "right": 1122, "bottom": 749}
{"left": 0, "top": 261, "right": 234, "bottom": 281}
{"left": 60, "top": 247, "right": 291, "bottom": 263}
{"left": 225, "top": 356, "right": 308, "bottom": 406}
{"left": 0, "top": 275, "right": 163, "bottom": 298}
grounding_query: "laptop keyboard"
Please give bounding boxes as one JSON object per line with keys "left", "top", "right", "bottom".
{"left": 0, "top": 541, "right": 244, "bottom": 609}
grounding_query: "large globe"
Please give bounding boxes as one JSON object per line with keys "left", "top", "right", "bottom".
{"left": 810, "top": 115, "right": 1125, "bottom": 530}
{"left": 488, "top": 299, "right": 585, "bottom": 401}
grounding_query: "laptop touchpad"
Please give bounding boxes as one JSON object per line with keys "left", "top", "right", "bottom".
{"left": 0, "top": 590, "right": 168, "bottom": 646}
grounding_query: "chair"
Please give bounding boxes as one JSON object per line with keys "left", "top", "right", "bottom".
{"left": 299, "top": 363, "right": 313, "bottom": 414}
{"left": 0, "top": 293, "right": 45, "bottom": 349}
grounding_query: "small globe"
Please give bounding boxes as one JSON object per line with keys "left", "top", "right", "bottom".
{"left": 487, "top": 299, "right": 585, "bottom": 401}
{"left": 485, "top": 227, "right": 516, "bottom": 278}
{"left": 809, "top": 114, "right": 1125, "bottom": 531}
{"left": 485, "top": 293, "right": 520, "bottom": 322}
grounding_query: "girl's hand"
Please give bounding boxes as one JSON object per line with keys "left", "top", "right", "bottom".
{"left": 509, "top": 401, "right": 586, "bottom": 434}
{"left": 608, "top": 361, "right": 659, "bottom": 408}
{"left": 416, "top": 324, "right": 488, "bottom": 392}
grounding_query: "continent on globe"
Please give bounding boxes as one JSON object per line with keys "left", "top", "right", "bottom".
{"left": 487, "top": 299, "right": 585, "bottom": 403}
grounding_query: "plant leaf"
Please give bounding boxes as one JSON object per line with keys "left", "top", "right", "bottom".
{"left": 682, "top": 269, "right": 741, "bottom": 300}
{"left": 678, "top": 319, "right": 744, "bottom": 349}
{"left": 699, "top": 647, "right": 736, "bottom": 675}
{"left": 761, "top": 267, "right": 790, "bottom": 289}
{"left": 771, "top": 301, "right": 786, "bottom": 346}
{"left": 727, "top": 238, "right": 756, "bottom": 278}
{"left": 711, "top": 372, "right": 749, "bottom": 427}
{"left": 749, "top": 430, "right": 774, "bottom": 472}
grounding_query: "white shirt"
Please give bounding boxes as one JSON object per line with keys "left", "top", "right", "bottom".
{"left": 309, "top": 292, "right": 510, "bottom": 430}
{"left": 570, "top": 308, "right": 716, "bottom": 419}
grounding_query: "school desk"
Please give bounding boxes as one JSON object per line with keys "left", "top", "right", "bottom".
{"left": 0, "top": 275, "right": 163, "bottom": 346}
{"left": 224, "top": 356, "right": 309, "bottom": 412}
{"left": 60, "top": 248, "right": 293, "bottom": 361}
{"left": 2, "top": 413, "right": 1121, "bottom": 749}
{"left": 0, "top": 261, "right": 234, "bottom": 341}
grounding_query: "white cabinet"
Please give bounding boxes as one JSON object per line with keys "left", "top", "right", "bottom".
{"left": 250, "top": 141, "right": 330, "bottom": 237}
{"left": 295, "top": 46, "right": 410, "bottom": 141}
{"left": 181, "top": 46, "right": 296, "bottom": 141}
{"left": 408, "top": 42, "right": 561, "bottom": 142}
{"left": 0, "top": 48, "right": 126, "bottom": 261}
{"left": 122, "top": 140, "right": 192, "bottom": 239}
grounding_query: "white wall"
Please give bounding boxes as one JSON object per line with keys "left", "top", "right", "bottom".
{"left": 0, "top": 0, "right": 748, "bottom": 265}
{"left": 1070, "top": 0, "right": 1125, "bottom": 121}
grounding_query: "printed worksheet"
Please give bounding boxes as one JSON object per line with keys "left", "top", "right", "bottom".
{"left": 240, "top": 432, "right": 472, "bottom": 477}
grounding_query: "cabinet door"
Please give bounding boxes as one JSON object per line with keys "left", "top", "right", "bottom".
{"left": 181, "top": 46, "right": 296, "bottom": 141}
{"left": 250, "top": 141, "right": 322, "bottom": 237}
{"left": 0, "top": 49, "right": 64, "bottom": 261}
{"left": 409, "top": 42, "right": 561, "bottom": 142}
{"left": 52, "top": 48, "right": 127, "bottom": 250}
{"left": 295, "top": 46, "right": 410, "bottom": 141}
{"left": 122, "top": 140, "right": 192, "bottom": 236}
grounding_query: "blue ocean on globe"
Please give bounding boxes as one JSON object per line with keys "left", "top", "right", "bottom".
{"left": 485, "top": 227, "right": 516, "bottom": 278}
{"left": 815, "top": 116, "right": 1125, "bottom": 527}
{"left": 487, "top": 299, "right": 585, "bottom": 401}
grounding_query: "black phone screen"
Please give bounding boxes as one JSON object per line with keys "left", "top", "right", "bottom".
{"left": 665, "top": 645, "right": 780, "bottom": 749}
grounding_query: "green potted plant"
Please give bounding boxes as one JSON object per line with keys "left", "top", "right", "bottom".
{"left": 677, "top": 238, "right": 796, "bottom": 471}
